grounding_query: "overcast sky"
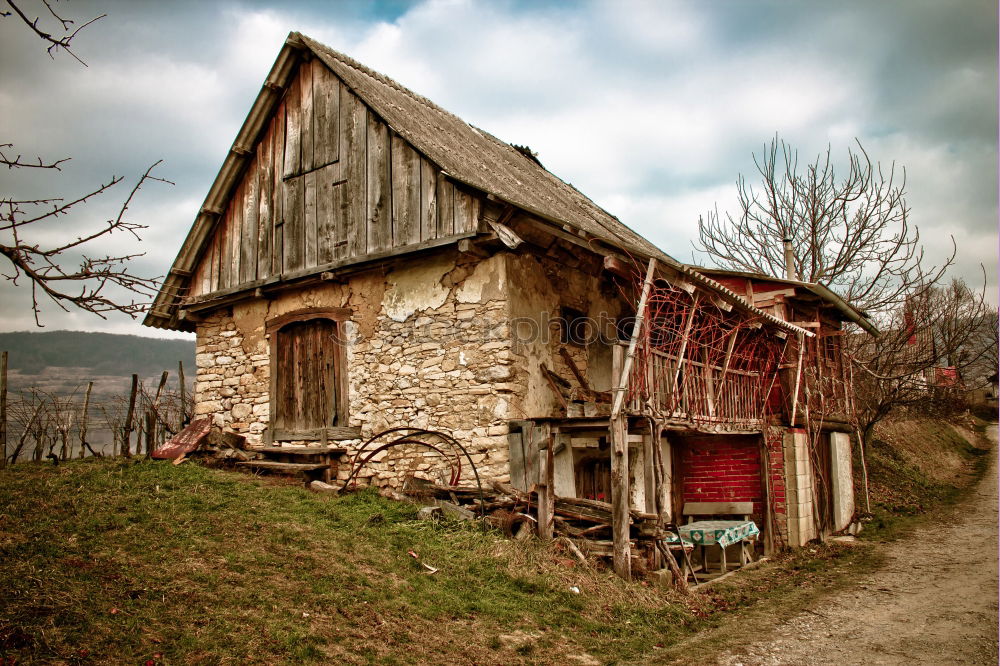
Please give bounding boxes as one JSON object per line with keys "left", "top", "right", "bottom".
{"left": 1, "top": 0, "right": 996, "bottom": 339}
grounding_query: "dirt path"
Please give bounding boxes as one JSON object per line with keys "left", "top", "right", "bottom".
{"left": 717, "top": 425, "right": 998, "bottom": 666}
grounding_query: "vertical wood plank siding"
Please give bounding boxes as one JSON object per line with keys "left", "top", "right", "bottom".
{"left": 190, "top": 60, "right": 479, "bottom": 298}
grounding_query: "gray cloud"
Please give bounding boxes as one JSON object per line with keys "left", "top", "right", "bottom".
{"left": 1, "top": 0, "right": 995, "bottom": 338}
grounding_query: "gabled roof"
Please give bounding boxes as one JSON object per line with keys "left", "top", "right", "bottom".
{"left": 297, "top": 33, "right": 667, "bottom": 261}
{"left": 143, "top": 32, "right": 811, "bottom": 339}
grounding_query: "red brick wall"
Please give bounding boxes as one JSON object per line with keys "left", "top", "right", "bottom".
{"left": 678, "top": 431, "right": 789, "bottom": 548}
{"left": 765, "top": 428, "right": 787, "bottom": 546}
{"left": 680, "top": 435, "right": 764, "bottom": 513}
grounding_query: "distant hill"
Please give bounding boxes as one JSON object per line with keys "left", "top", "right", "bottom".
{"left": 0, "top": 330, "right": 195, "bottom": 377}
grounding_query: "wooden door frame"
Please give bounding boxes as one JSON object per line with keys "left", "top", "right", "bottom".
{"left": 265, "top": 306, "right": 353, "bottom": 442}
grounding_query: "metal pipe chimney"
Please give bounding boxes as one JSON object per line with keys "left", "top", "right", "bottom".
{"left": 782, "top": 237, "right": 798, "bottom": 281}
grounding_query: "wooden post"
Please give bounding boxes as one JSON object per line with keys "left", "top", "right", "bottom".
{"left": 535, "top": 424, "right": 554, "bottom": 540}
{"left": 760, "top": 437, "right": 776, "bottom": 553}
{"left": 144, "top": 411, "right": 155, "bottom": 456}
{"left": 178, "top": 361, "right": 187, "bottom": 428}
{"left": 669, "top": 292, "right": 701, "bottom": 400}
{"left": 0, "top": 351, "right": 6, "bottom": 470}
{"left": 79, "top": 381, "right": 93, "bottom": 458}
{"left": 642, "top": 432, "right": 656, "bottom": 514}
{"left": 122, "top": 374, "right": 138, "bottom": 457}
{"left": 610, "top": 344, "right": 631, "bottom": 580}
{"left": 650, "top": 419, "right": 669, "bottom": 523}
{"left": 610, "top": 413, "right": 631, "bottom": 580}
{"left": 789, "top": 333, "right": 805, "bottom": 426}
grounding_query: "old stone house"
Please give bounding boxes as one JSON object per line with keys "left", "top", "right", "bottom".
{"left": 145, "top": 32, "right": 871, "bottom": 558}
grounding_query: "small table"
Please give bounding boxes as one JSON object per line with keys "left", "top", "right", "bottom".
{"left": 679, "top": 520, "right": 759, "bottom": 574}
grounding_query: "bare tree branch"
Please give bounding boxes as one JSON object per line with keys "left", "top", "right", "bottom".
{"left": 1, "top": 162, "right": 173, "bottom": 325}
{"left": 3, "top": 0, "right": 105, "bottom": 66}
{"left": 0, "top": 143, "right": 70, "bottom": 170}
{"left": 2, "top": 3, "right": 173, "bottom": 325}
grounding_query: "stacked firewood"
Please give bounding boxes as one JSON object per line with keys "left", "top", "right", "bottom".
{"left": 402, "top": 479, "right": 671, "bottom": 568}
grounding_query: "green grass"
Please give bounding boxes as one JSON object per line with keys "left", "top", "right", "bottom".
{"left": 1, "top": 416, "right": 989, "bottom": 664}
{"left": 0, "top": 459, "right": 878, "bottom": 665}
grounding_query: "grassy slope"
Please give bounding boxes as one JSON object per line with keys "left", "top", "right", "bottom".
{"left": 1, "top": 460, "right": 878, "bottom": 666}
{"left": 861, "top": 415, "right": 991, "bottom": 540}
{"left": 0, "top": 415, "right": 988, "bottom": 665}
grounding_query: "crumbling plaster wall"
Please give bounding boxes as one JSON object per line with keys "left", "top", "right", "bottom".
{"left": 193, "top": 248, "right": 518, "bottom": 486}
{"left": 505, "top": 252, "right": 626, "bottom": 419}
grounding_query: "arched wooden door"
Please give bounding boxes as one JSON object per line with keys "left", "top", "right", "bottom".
{"left": 266, "top": 307, "right": 350, "bottom": 442}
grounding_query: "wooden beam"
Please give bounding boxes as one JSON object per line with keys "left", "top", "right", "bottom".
{"left": 540, "top": 363, "right": 569, "bottom": 410}
{"left": 670, "top": 291, "right": 701, "bottom": 396}
{"left": 789, "top": 333, "right": 805, "bottom": 426}
{"left": 558, "top": 347, "right": 591, "bottom": 391}
{"left": 612, "top": 258, "right": 657, "bottom": 418}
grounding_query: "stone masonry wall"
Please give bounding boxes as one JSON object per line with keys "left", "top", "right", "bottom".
{"left": 193, "top": 249, "right": 517, "bottom": 488}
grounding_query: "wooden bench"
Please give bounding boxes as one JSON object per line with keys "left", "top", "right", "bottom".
{"left": 683, "top": 501, "right": 754, "bottom": 523}
{"left": 682, "top": 501, "right": 757, "bottom": 574}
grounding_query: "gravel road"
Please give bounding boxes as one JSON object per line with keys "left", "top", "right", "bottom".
{"left": 716, "top": 424, "right": 998, "bottom": 666}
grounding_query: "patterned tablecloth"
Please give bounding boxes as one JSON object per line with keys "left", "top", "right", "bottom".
{"left": 662, "top": 520, "right": 759, "bottom": 549}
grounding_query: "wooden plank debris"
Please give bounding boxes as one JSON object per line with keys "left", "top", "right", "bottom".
{"left": 152, "top": 418, "right": 212, "bottom": 460}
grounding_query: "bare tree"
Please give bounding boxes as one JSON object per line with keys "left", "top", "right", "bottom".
{"left": 1, "top": 1, "right": 171, "bottom": 325}
{"left": 850, "top": 277, "right": 992, "bottom": 446}
{"left": 695, "top": 135, "right": 952, "bottom": 315}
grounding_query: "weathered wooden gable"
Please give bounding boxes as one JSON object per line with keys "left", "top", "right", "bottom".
{"left": 189, "top": 58, "right": 480, "bottom": 298}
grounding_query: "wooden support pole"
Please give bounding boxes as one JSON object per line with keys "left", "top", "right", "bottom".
{"left": 669, "top": 292, "right": 701, "bottom": 400}
{"left": 759, "top": 436, "right": 776, "bottom": 554}
{"left": 122, "top": 374, "right": 139, "bottom": 458}
{"left": 535, "top": 424, "right": 554, "bottom": 540}
{"left": 789, "top": 333, "right": 805, "bottom": 426}
{"left": 0, "top": 351, "right": 6, "bottom": 470}
{"left": 154, "top": 371, "right": 169, "bottom": 403}
{"left": 144, "top": 410, "right": 155, "bottom": 457}
{"left": 650, "top": 419, "right": 669, "bottom": 523}
{"left": 642, "top": 432, "right": 656, "bottom": 514}
{"left": 610, "top": 344, "right": 631, "bottom": 580}
{"left": 715, "top": 326, "right": 740, "bottom": 400}
{"left": 611, "top": 258, "right": 657, "bottom": 418}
